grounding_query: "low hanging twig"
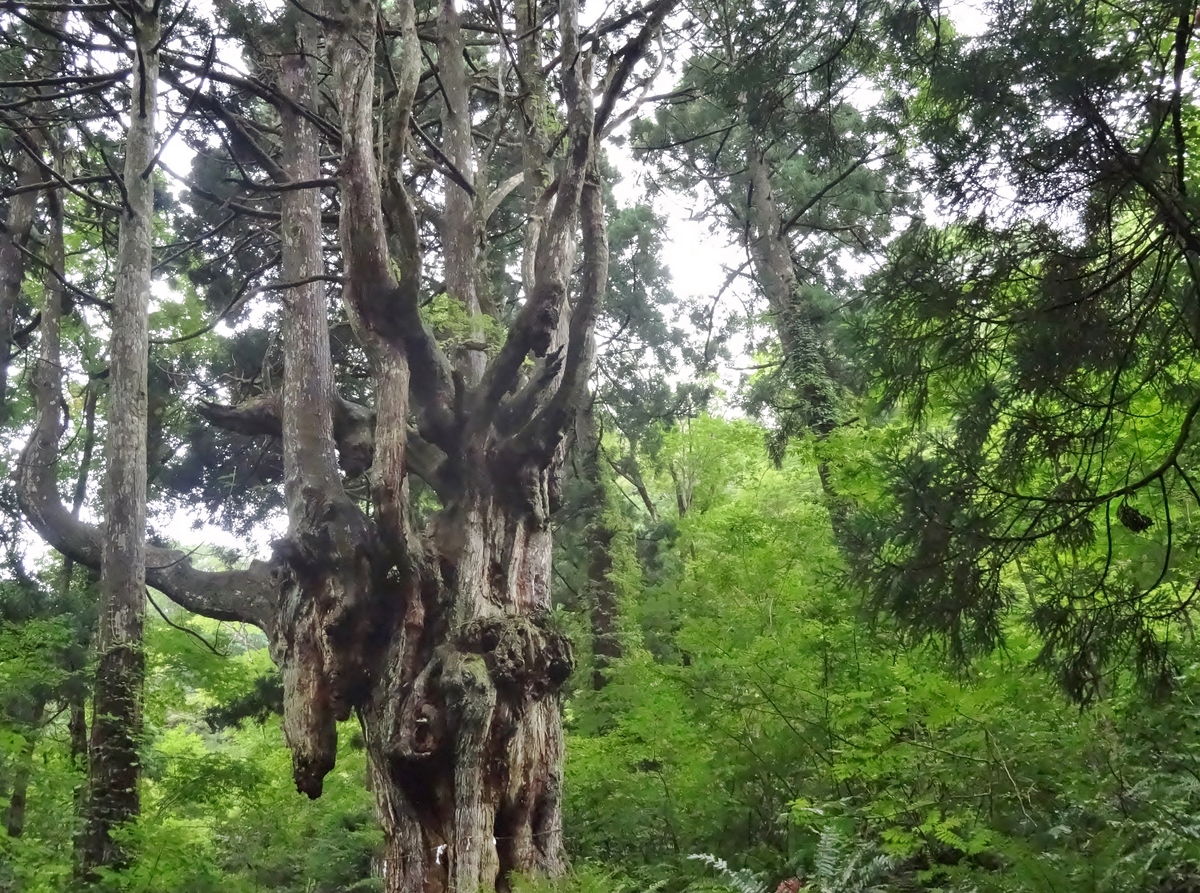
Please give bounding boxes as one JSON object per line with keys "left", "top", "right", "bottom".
{"left": 145, "top": 587, "right": 227, "bottom": 656}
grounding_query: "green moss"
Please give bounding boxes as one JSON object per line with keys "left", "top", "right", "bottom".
{"left": 421, "top": 293, "right": 506, "bottom": 355}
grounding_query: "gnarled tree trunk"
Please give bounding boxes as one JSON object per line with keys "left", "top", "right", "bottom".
{"left": 262, "top": 5, "right": 598, "bottom": 887}
{"left": 17, "top": 0, "right": 655, "bottom": 889}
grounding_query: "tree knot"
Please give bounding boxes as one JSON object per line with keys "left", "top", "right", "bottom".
{"left": 455, "top": 615, "right": 574, "bottom": 698}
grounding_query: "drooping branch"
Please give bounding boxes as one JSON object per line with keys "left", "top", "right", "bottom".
{"left": 161, "top": 51, "right": 341, "bottom": 143}
{"left": 19, "top": 384, "right": 276, "bottom": 628}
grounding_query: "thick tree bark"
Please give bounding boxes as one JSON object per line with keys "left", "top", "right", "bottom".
{"left": 269, "top": 16, "right": 397, "bottom": 799}
{"left": 16, "top": 1, "right": 663, "bottom": 890}
{"left": 81, "top": 7, "right": 160, "bottom": 874}
{"left": 308, "top": 3, "right": 590, "bottom": 886}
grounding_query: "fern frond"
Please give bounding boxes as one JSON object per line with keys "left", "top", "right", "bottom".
{"left": 812, "top": 827, "right": 897, "bottom": 892}
{"left": 688, "top": 853, "right": 768, "bottom": 893}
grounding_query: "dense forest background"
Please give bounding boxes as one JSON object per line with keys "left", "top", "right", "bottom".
{"left": 4, "top": 0, "right": 1200, "bottom": 891}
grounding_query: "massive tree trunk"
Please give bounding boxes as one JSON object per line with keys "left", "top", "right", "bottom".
{"left": 16, "top": 0, "right": 657, "bottom": 889}
{"left": 365, "top": 495, "right": 575, "bottom": 893}
{"left": 81, "top": 6, "right": 160, "bottom": 874}
{"left": 269, "top": 4, "right": 596, "bottom": 886}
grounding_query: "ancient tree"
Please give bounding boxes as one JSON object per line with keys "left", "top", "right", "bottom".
{"left": 11, "top": 0, "right": 671, "bottom": 888}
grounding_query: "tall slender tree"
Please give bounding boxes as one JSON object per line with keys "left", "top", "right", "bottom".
{"left": 78, "top": 1, "right": 160, "bottom": 872}
{"left": 633, "top": 0, "right": 906, "bottom": 460}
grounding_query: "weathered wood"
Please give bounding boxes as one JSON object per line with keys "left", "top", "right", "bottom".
{"left": 14, "top": 0, "right": 671, "bottom": 888}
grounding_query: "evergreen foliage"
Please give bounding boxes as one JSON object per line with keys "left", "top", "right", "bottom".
{"left": 857, "top": 0, "right": 1200, "bottom": 698}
